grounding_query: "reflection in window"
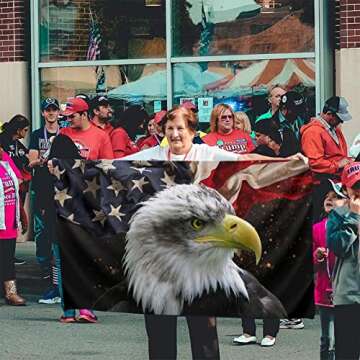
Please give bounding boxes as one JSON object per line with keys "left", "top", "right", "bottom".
{"left": 172, "top": 59, "right": 315, "bottom": 128}
{"left": 172, "top": 0, "right": 315, "bottom": 57}
{"left": 40, "top": 64, "right": 167, "bottom": 112}
{"left": 40, "top": 0, "right": 166, "bottom": 62}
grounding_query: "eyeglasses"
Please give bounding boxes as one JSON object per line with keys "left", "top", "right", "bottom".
{"left": 220, "top": 115, "right": 233, "bottom": 120}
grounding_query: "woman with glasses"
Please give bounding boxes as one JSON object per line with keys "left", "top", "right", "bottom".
{"left": 203, "top": 104, "right": 256, "bottom": 154}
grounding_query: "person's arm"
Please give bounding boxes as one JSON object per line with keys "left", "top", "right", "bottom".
{"left": 111, "top": 129, "right": 138, "bottom": 158}
{"left": 301, "top": 129, "right": 347, "bottom": 174}
{"left": 236, "top": 152, "right": 306, "bottom": 162}
{"left": 326, "top": 209, "right": 360, "bottom": 258}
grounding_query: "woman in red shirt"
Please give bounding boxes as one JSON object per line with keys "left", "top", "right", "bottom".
{"left": 203, "top": 104, "right": 255, "bottom": 154}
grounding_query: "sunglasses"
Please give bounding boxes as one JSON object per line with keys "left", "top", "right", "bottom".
{"left": 220, "top": 115, "right": 233, "bottom": 120}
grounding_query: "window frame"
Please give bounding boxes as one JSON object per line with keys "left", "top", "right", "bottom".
{"left": 31, "top": 0, "right": 327, "bottom": 129}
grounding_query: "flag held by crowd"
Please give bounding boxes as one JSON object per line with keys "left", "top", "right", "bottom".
{"left": 53, "top": 159, "right": 314, "bottom": 318}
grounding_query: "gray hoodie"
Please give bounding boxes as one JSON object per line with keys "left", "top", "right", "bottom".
{"left": 326, "top": 206, "right": 360, "bottom": 305}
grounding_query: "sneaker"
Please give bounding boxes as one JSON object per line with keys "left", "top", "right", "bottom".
{"left": 260, "top": 336, "right": 276, "bottom": 347}
{"left": 59, "top": 316, "right": 76, "bottom": 324}
{"left": 38, "top": 287, "right": 61, "bottom": 304}
{"left": 14, "top": 257, "right": 26, "bottom": 265}
{"left": 280, "top": 319, "right": 304, "bottom": 329}
{"left": 233, "top": 334, "right": 257, "bottom": 345}
{"left": 77, "top": 309, "right": 97, "bottom": 323}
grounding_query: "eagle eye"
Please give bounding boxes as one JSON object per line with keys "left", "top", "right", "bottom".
{"left": 191, "top": 218, "right": 205, "bottom": 231}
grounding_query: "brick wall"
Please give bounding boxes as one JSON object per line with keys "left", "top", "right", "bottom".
{"left": 43, "top": 0, "right": 94, "bottom": 62}
{"left": 0, "top": 0, "right": 27, "bottom": 62}
{"left": 339, "top": 0, "right": 360, "bottom": 49}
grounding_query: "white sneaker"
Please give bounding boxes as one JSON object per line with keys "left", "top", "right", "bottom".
{"left": 260, "top": 336, "right": 276, "bottom": 347}
{"left": 233, "top": 334, "right": 257, "bottom": 345}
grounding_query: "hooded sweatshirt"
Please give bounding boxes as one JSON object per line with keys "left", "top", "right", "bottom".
{"left": 327, "top": 206, "right": 360, "bottom": 305}
{"left": 300, "top": 117, "right": 348, "bottom": 174}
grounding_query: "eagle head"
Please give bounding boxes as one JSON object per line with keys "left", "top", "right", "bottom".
{"left": 124, "top": 184, "right": 262, "bottom": 315}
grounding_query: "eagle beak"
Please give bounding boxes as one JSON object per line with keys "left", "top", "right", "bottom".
{"left": 194, "top": 214, "right": 262, "bottom": 264}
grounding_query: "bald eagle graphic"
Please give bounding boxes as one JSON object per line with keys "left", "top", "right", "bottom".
{"left": 123, "top": 184, "right": 286, "bottom": 318}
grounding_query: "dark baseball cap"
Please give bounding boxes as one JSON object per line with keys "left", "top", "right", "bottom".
{"left": 91, "top": 95, "right": 110, "bottom": 108}
{"left": 41, "top": 98, "right": 60, "bottom": 111}
{"left": 61, "top": 98, "right": 89, "bottom": 116}
{"left": 280, "top": 91, "right": 305, "bottom": 111}
{"left": 323, "top": 96, "right": 352, "bottom": 122}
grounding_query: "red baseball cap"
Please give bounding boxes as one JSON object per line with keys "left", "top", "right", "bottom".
{"left": 61, "top": 98, "right": 89, "bottom": 116}
{"left": 341, "top": 162, "right": 360, "bottom": 188}
{"left": 154, "top": 110, "right": 167, "bottom": 124}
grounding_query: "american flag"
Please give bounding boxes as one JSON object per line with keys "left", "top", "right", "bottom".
{"left": 86, "top": 10, "right": 106, "bottom": 93}
{"left": 86, "top": 10, "right": 101, "bottom": 61}
{"left": 53, "top": 159, "right": 314, "bottom": 317}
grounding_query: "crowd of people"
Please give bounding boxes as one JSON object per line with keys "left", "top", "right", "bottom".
{"left": 0, "top": 86, "right": 359, "bottom": 360}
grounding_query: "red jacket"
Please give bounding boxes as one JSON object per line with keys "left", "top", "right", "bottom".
{"left": 312, "top": 218, "right": 335, "bottom": 307}
{"left": 110, "top": 127, "right": 139, "bottom": 158}
{"left": 300, "top": 118, "right": 349, "bottom": 174}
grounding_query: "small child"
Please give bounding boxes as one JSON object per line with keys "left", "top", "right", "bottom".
{"left": 313, "top": 182, "right": 347, "bottom": 360}
{"left": 327, "top": 162, "right": 360, "bottom": 360}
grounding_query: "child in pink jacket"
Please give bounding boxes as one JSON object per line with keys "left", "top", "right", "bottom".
{"left": 312, "top": 183, "right": 347, "bottom": 360}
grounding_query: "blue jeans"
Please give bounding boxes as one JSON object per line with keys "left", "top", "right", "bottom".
{"left": 318, "top": 306, "right": 335, "bottom": 360}
{"left": 52, "top": 243, "right": 75, "bottom": 318}
{"left": 32, "top": 190, "right": 52, "bottom": 272}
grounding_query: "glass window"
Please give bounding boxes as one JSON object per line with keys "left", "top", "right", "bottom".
{"left": 172, "top": 0, "right": 315, "bottom": 57}
{"left": 40, "top": 64, "right": 166, "bottom": 138}
{"left": 172, "top": 59, "right": 316, "bottom": 128}
{"left": 39, "top": 0, "right": 166, "bottom": 62}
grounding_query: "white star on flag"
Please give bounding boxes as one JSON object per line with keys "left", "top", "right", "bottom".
{"left": 160, "top": 172, "right": 176, "bottom": 187}
{"left": 54, "top": 187, "right": 72, "bottom": 207}
{"left": 108, "top": 204, "right": 126, "bottom": 222}
{"left": 92, "top": 209, "right": 107, "bottom": 226}
{"left": 107, "top": 180, "right": 126, "bottom": 197}
{"left": 131, "top": 177, "right": 149, "bottom": 193}
{"left": 97, "top": 160, "right": 116, "bottom": 174}
{"left": 84, "top": 177, "right": 101, "bottom": 198}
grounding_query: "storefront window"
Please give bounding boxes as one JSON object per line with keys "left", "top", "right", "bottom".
{"left": 172, "top": 0, "right": 315, "bottom": 57}
{"left": 172, "top": 59, "right": 316, "bottom": 127}
{"left": 39, "top": 0, "right": 166, "bottom": 62}
{"left": 40, "top": 63, "right": 166, "bottom": 112}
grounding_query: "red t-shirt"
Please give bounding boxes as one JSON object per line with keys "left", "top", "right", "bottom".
{"left": 203, "top": 129, "right": 255, "bottom": 154}
{"left": 0, "top": 152, "right": 22, "bottom": 239}
{"left": 60, "top": 124, "right": 114, "bottom": 160}
{"left": 110, "top": 127, "right": 139, "bottom": 158}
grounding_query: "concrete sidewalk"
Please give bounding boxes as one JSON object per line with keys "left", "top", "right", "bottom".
{"left": 0, "top": 242, "right": 320, "bottom": 360}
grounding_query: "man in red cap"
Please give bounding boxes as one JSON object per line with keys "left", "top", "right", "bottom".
{"left": 326, "top": 161, "right": 360, "bottom": 360}
{"left": 139, "top": 110, "right": 166, "bottom": 150}
{"left": 60, "top": 98, "right": 114, "bottom": 160}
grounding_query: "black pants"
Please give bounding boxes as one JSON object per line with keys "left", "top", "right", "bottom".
{"left": 0, "top": 238, "right": 16, "bottom": 282}
{"left": 334, "top": 304, "right": 360, "bottom": 360}
{"left": 242, "top": 317, "right": 280, "bottom": 338}
{"left": 145, "top": 315, "right": 220, "bottom": 360}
